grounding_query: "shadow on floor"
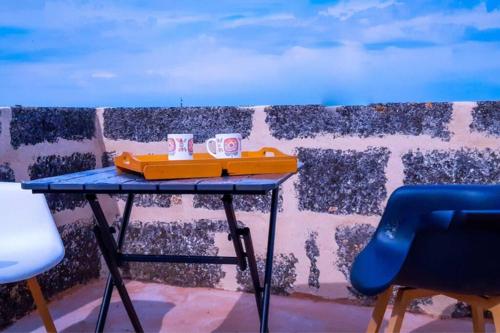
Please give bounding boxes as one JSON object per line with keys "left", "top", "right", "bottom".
{"left": 213, "top": 282, "right": 487, "bottom": 333}
{"left": 61, "top": 299, "right": 174, "bottom": 333}
{"left": 214, "top": 282, "right": 374, "bottom": 332}
{"left": 7, "top": 279, "right": 491, "bottom": 333}
{"left": 5, "top": 288, "right": 174, "bottom": 333}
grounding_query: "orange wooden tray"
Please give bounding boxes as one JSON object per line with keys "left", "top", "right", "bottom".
{"left": 114, "top": 147, "right": 298, "bottom": 180}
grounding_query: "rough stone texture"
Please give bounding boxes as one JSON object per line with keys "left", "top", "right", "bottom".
{"left": 403, "top": 149, "right": 500, "bottom": 184}
{"left": 101, "top": 151, "right": 116, "bottom": 167}
{"left": 44, "top": 220, "right": 101, "bottom": 292}
{"left": 193, "top": 189, "right": 283, "bottom": 213}
{"left": 0, "top": 220, "right": 100, "bottom": 328}
{"left": 335, "top": 224, "right": 376, "bottom": 304}
{"left": 0, "top": 283, "right": 32, "bottom": 329}
{"left": 10, "top": 106, "right": 95, "bottom": 149}
{"left": 451, "top": 302, "right": 472, "bottom": 318}
{"left": 265, "top": 103, "right": 452, "bottom": 140}
{"left": 236, "top": 253, "right": 298, "bottom": 296}
{"left": 408, "top": 295, "right": 433, "bottom": 313}
{"left": 305, "top": 231, "right": 320, "bottom": 289}
{"left": 28, "top": 152, "right": 96, "bottom": 211}
{"left": 0, "top": 163, "right": 15, "bottom": 182}
{"left": 470, "top": 101, "right": 500, "bottom": 137}
{"left": 116, "top": 194, "right": 172, "bottom": 208}
{"left": 103, "top": 107, "right": 254, "bottom": 143}
{"left": 121, "top": 220, "right": 229, "bottom": 287}
{"left": 296, "top": 147, "right": 389, "bottom": 215}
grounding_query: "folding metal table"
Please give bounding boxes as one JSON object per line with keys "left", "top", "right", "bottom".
{"left": 22, "top": 166, "right": 296, "bottom": 333}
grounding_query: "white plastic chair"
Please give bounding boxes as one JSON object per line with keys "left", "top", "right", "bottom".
{"left": 0, "top": 182, "right": 64, "bottom": 332}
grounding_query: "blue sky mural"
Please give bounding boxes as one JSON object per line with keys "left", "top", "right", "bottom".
{"left": 0, "top": 0, "right": 499, "bottom": 106}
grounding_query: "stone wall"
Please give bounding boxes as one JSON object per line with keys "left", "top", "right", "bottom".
{"left": 0, "top": 101, "right": 499, "bottom": 325}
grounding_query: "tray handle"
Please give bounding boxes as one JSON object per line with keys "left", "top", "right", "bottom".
{"left": 115, "top": 152, "right": 142, "bottom": 172}
{"left": 256, "top": 147, "right": 287, "bottom": 157}
{"left": 120, "top": 152, "right": 134, "bottom": 165}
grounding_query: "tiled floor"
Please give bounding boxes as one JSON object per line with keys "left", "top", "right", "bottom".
{"left": 5, "top": 279, "right": 494, "bottom": 332}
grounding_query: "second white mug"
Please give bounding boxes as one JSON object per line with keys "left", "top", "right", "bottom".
{"left": 206, "top": 133, "right": 242, "bottom": 158}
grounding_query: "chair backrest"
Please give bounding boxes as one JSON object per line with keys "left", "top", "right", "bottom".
{"left": 350, "top": 185, "right": 500, "bottom": 296}
{"left": 0, "top": 182, "right": 62, "bottom": 244}
{"left": 397, "top": 209, "right": 500, "bottom": 295}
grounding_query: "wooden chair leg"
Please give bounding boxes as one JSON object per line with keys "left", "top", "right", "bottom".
{"left": 27, "top": 277, "right": 57, "bottom": 333}
{"left": 489, "top": 304, "right": 500, "bottom": 333}
{"left": 386, "top": 288, "right": 412, "bottom": 333}
{"left": 367, "top": 286, "right": 393, "bottom": 333}
{"left": 471, "top": 305, "right": 485, "bottom": 333}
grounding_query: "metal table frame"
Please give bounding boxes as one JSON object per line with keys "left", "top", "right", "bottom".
{"left": 23, "top": 167, "right": 293, "bottom": 333}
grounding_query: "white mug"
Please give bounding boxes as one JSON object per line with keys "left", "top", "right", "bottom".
{"left": 168, "top": 134, "right": 193, "bottom": 160}
{"left": 206, "top": 133, "right": 242, "bottom": 158}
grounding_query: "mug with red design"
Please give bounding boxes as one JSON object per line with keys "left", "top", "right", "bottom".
{"left": 206, "top": 133, "right": 242, "bottom": 158}
{"left": 167, "top": 134, "right": 194, "bottom": 160}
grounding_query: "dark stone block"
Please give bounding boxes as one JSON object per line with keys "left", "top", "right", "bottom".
{"left": 0, "top": 221, "right": 100, "bottom": 328}
{"left": 116, "top": 193, "right": 172, "bottom": 208}
{"left": 335, "top": 224, "right": 375, "bottom": 303}
{"left": 193, "top": 189, "right": 283, "bottom": 213}
{"left": 0, "top": 163, "right": 15, "bottom": 182}
{"left": 295, "top": 147, "right": 389, "bottom": 215}
{"left": 451, "top": 301, "right": 491, "bottom": 319}
{"left": 0, "top": 283, "right": 32, "bottom": 329}
{"left": 101, "top": 151, "right": 116, "bottom": 167}
{"left": 10, "top": 107, "right": 95, "bottom": 149}
{"left": 470, "top": 101, "right": 500, "bottom": 137}
{"left": 236, "top": 253, "right": 298, "bottom": 296}
{"left": 408, "top": 295, "right": 433, "bottom": 313}
{"left": 121, "top": 219, "right": 230, "bottom": 287}
{"left": 133, "top": 194, "right": 171, "bottom": 208}
{"left": 28, "top": 152, "right": 96, "bottom": 211}
{"left": 265, "top": 105, "right": 339, "bottom": 140}
{"left": 403, "top": 149, "right": 500, "bottom": 184}
{"left": 305, "top": 231, "right": 320, "bottom": 289}
{"left": 44, "top": 220, "right": 101, "bottom": 292}
{"left": 265, "top": 103, "right": 452, "bottom": 140}
{"left": 451, "top": 302, "right": 472, "bottom": 318}
{"left": 103, "top": 107, "right": 254, "bottom": 143}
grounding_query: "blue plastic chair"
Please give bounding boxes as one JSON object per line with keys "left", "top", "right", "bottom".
{"left": 0, "top": 182, "right": 65, "bottom": 332}
{"left": 350, "top": 185, "right": 500, "bottom": 333}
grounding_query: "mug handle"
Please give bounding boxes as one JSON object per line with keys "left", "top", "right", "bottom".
{"left": 206, "top": 138, "right": 217, "bottom": 158}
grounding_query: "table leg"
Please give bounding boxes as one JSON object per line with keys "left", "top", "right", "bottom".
{"left": 95, "top": 194, "right": 134, "bottom": 333}
{"left": 222, "top": 195, "right": 265, "bottom": 319}
{"left": 260, "top": 188, "right": 280, "bottom": 333}
{"left": 86, "top": 194, "right": 143, "bottom": 333}
{"left": 222, "top": 194, "right": 247, "bottom": 271}
{"left": 222, "top": 194, "right": 264, "bottom": 321}
{"left": 241, "top": 227, "right": 263, "bottom": 319}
